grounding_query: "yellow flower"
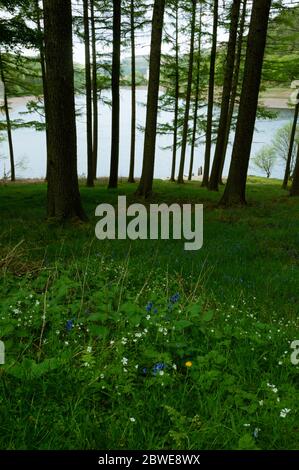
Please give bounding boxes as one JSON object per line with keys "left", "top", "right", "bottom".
{"left": 185, "top": 361, "right": 193, "bottom": 368}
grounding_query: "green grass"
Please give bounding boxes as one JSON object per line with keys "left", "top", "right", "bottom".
{"left": 0, "top": 177, "right": 299, "bottom": 450}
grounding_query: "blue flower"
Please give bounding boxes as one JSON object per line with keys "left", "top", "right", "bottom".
{"left": 152, "top": 362, "right": 165, "bottom": 375}
{"left": 146, "top": 302, "right": 153, "bottom": 312}
{"left": 170, "top": 293, "right": 180, "bottom": 304}
{"left": 153, "top": 308, "right": 158, "bottom": 314}
{"left": 66, "top": 319, "right": 74, "bottom": 332}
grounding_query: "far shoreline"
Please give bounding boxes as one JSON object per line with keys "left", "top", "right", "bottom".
{"left": 6, "top": 86, "right": 295, "bottom": 111}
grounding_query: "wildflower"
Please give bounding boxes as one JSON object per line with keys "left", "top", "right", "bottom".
{"left": 100, "top": 373, "right": 105, "bottom": 379}
{"left": 153, "top": 308, "right": 158, "bottom": 314}
{"left": 121, "top": 357, "right": 128, "bottom": 366}
{"left": 243, "top": 423, "right": 250, "bottom": 427}
{"left": 280, "top": 408, "right": 291, "bottom": 418}
{"left": 135, "top": 332, "right": 142, "bottom": 338}
{"left": 64, "top": 341, "right": 69, "bottom": 346}
{"left": 129, "top": 417, "right": 136, "bottom": 423}
{"left": 159, "top": 371, "right": 164, "bottom": 376}
{"left": 146, "top": 302, "right": 153, "bottom": 312}
{"left": 66, "top": 320, "right": 74, "bottom": 332}
{"left": 121, "top": 337, "right": 128, "bottom": 345}
{"left": 87, "top": 346, "right": 92, "bottom": 353}
{"left": 152, "top": 362, "right": 165, "bottom": 376}
{"left": 259, "top": 400, "right": 264, "bottom": 406}
{"left": 170, "top": 293, "right": 180, "bottom": 304}
{"left": 185, "top": 361, "right": 193, "bottom": 368}
{"left": 146, "top": 315, "right": 151, "bottom": 320}
{"left": 172, "top": 364, "right": 177, "bottom": 370}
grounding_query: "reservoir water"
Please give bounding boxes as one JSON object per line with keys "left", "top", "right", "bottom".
{"left": 0, "top": 88, "right": 293, "bottom": 180}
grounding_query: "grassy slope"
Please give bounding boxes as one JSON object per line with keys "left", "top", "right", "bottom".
{"left": 0, "top": 178, "right": 299, "bottom": 450}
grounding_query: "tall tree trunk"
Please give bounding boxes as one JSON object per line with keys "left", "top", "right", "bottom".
{"left": 170, "top": 0, "right": 179, "bottom": 182}
{"left": 177, "top": 0, "right": 196, "bottom": 184}
{"left": 35, "top": 0, "right": 50, "bottom": 182}
{"left": 219, "top": 0, "right": 247, "bottom": 185}
{"left": 43, "top": 0, "right": 86, "bottom": 220}
{"left": 83, "top": 0, "right": 94, "bottom": 187}
{"left": 188, "top": 7, "right": 202, "bottom": 181}
{"left": 220, "top": 0, "right": 272, "bottom": 206}
{"left": 91, "top": 0, "right": 98, "bottom": 180}
{"left": 209, "top": 0, "right": 241, "bottom": 191}
{"left": 202, "top": 0, "right": 218, "bottom": 187}
{"left": 136, "top": 0, "right": 166, "bottom": 197}
{"left": 290, "top": 139, "right": 299, "bottom": 196}
{"left": 282, "top": 94, "right": 299, "bottom": 189}
{"left": 128, "top": 0, "right": 136, "bottom": 183}
{"left": 108, "top": 0, "right": 121, "bottom": 189}
{"left": 0, "top": 53, "right": 15, "bottom": 182}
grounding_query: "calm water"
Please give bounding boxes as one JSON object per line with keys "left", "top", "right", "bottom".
{"left": 0, "top": 88, "right": 293, "bottom": 180}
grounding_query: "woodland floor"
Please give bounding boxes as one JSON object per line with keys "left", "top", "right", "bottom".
{"left": 0, "top": 177, "right": 299, "bottom": 450}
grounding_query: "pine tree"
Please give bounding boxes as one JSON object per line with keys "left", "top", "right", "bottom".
{"left": 220, "top": 0, "right": 272, "bottom": 206}
{"left": 43, "top": 0, "right": 86, "bottom": 220}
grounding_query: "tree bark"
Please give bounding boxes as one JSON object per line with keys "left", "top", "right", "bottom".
{"left": 43, "top": 0, "right": 86, "bottom": 220}
{"left": 282, "top": 94, "right": 299, "bottom": 189}
{"left": 219, "top": 0, "right": 247, "bottom": 184}
{"left": 0, "top": 53, "right": 15, "bottom": 181}
{"left": 188, "top": 7, "right": 202, "bottom": 181}
{"left": 209, "top": 0, "right": 241, "bottom": 191}
{"left": 108, "top": 0, "right": 121, "bottom": 189}
{"left": 136, "top": 0, "right": 166, "bottom": 197}
{"left": 220, "top": 0, "right": 272, "bottom": 206}
{"left": 202, "top": 0, "right": 218, "bottom": 187}
{"left": 290, "top": 138, "right": 299, "bottom": 196}
{"left": 83, "top": 0, "right": 94, "bottom": 187}
{"left": 170, "top": 0, "right": 179, "bottom": 182}
{"left": 91, "top": 0, "right": 98, "bottom": 180}
{"left": 35, "top": 0, "right": 50, "bottom": 182}
{"left": 128, "top": 0, "right": 136, "bottom": 183}
{"left": 177, "top": 0, "right": 196, "bottom": 184}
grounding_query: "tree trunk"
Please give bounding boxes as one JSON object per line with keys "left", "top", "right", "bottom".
{"left": 209, "top": 0, "right": 241, "bottom": 191}
{"left": 290, "top": 140, "right": 299, "bottom": 196}
{"left": 202, "top": 0, "right": 218, "bottom": 187}
{"left": 219, "top": 0, "right": 247, "bottom": 184}
{"left": 108, "top": 0, "right": 121, "bottom": 189}
{"left": 136, "top": 0, "right": 166, "bottom": 197}
{"left": 220, "top": 0, "right": 272, "bottom": 206}
{"left": 35, "top": 0, "right": 50, "bottom": 182}
{"left": 83, "top": 0, "right": 94, "bottom": 187}
{"left": 43, "top": 0, "right": 86, "bottom": 220}
{"left": 128, "top": 0, "right": 136, "bottom": 183}
{"left": 282, "top": 95, "right": 299, "bottom": 189}
{"left": 91, "top": 0, "right": 98, "bottom": 180}
{"left": 0, "top": 53, "right": 15, "bottom": 182}
{"left": 177, "top": 0, "right": 196, "bottom": 184}
{"left": 188, "top": 7, "right": 202, "bottom": 181}
{"left": 170, "top": 0, "right": 179, "bottom": 182}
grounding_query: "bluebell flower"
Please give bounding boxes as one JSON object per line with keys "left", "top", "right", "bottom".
{"left": 66, "top": 319, "right": 74, "bottom": 332}
{"left": 142, "top": 367, "right": 148, "bottom": 376}
{"left": 152, "top": 362, "right": 165, "bottom": 376}
{"left": 170, "top": 293, "right": 180, "bottom": 304}
{"left": 153, "top": 308, "right": 158, "bottom": 314}
{"left": 146, "top": 302, "right": 153, "bottom": 312}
